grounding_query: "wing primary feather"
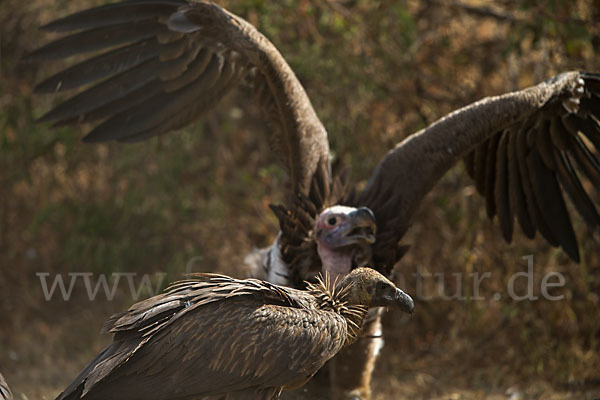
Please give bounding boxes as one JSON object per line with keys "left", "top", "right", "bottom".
{"left": 494, "top": 131, "right": 513, "bottom": 242}
{"left": 555, "top": 150, "right": 600, "bottom": 230}
{"left": 76, "top": 51, "right": 214, "bottom": 136}
{"left": 315, "top": 161, "right": 332, "bottom": 206}
{"left": 580, "top": 94, "right": 600, "bottom": 118}
{"left": 80, "top": 80, "right": 163, "bottom": 139}
{"left": 570, "top": 134, "right": 600, "bottom": 185}
{"left": 27, "top": 20, "right": 168, "bottom": 60}
{"left": 572, "top": 115, "right": 600, "bottom": 151}
{"left": 526, "top": 148, "right": 579, "bottom": 260}
{"left": 535, "top": 119, "right": 557, "bottom": 170}
{"left": 586, "top": 84, "right": 600, "bottom": 99}
{"left": 34, "top": 39, "right": 159, "bottom": 93}
{"left": 117, "top": 58, "right": 244, "bottom": 142}
{"left": 484, "top": 132, "right": 502, "bottom": 218}
{"left": 40, "top": 1, "right": 186, "bottom": 32}
{"left": 517, "top": 128, "right": 559, "bottom": 246}
{"left": 507, "top": 127, "right": 536, "bottom": 238}
{"left": 309, "top": 171, "right": 325, "bottom": 208}
{"left": 473, "top": 142, "right": 488, "bottom": 195}
{"left": 549, "top": 117, "right": 573, "bottom": 150}
{"left": 37, "top": 58, "right": 161, "bottom": 124}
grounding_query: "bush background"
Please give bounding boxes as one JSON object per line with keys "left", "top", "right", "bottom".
{"left": 1, "top": 0, "right": 599, "bottom": 398}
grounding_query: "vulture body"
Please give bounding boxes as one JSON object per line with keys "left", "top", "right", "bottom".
{"left": 55, "top": 268, "right": 414, "bottom": 400}
{"left": 30, "top": 1, "right": 600, "bottom": 399}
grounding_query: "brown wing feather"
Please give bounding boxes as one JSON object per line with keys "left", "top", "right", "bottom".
{"left": 507, "top": 125, "right": 535, "bottom": 239}
{"left": 57, "top": 275, "right": 346, "bottom": 400}
{"left": 30, "top": 0, "right": 330, "bottom": 196}
{"left": 354, "top": 71, "right": 600, "bottom": 264}
{"left": 494, "top": 130, "right": 513, "bottom": 242}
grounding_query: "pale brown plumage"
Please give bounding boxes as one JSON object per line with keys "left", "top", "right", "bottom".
{"left": 30, "top": 2, "right": 600, "bottom": 399}
{"left": 54, "top": 268, "right": 413, "bottom": 400}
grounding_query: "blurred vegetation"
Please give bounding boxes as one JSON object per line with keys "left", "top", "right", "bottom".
{"left": 1, "top": 0, "right": 599, "bottom": 399}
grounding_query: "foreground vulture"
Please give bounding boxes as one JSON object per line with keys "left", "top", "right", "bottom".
{"left": 29, "top": 1, "right": 600, "bottom": 399}
{"left": 55, "top": 268, "right": 414, "bottom": 400}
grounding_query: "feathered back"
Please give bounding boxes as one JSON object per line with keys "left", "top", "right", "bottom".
{"left": 59, "top": 273, "right": 351, "bottom": 400}
{"left": 102, "top": 273, "right": 315, "bottom": 339}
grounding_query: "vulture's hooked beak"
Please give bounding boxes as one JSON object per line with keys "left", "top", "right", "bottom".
{"left": 344, "top": 207, "right": 376, "bottom": 244}
{"left": 389, "top": 288, "right": 415, "bottom": 315}
{"left": 371, "top": 287, "right": 415, "bottom": 314}
{"left": 339, "top": 268, "right": 415, "bottom": 314}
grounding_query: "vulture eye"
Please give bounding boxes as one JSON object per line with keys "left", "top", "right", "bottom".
{"left": 327, "top": 217, "right": 337, "bottom": 226}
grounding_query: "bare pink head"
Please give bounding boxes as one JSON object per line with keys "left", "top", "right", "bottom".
{"left": 314, "top": 206, "right": 376, "bottom": 282}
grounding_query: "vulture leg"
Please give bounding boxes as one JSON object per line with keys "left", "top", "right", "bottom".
{"left": 330, "top": 309, "right": 383, "bottom": 400}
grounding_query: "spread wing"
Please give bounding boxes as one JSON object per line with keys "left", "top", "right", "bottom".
{"left": 354, "top": 72, "right": 600, "bottom": 267}
{"left": 56, "top": 275, "right": 346, "bottom": 400}
{"left": 29, "top": 0, "right": 330, "bottom": 195}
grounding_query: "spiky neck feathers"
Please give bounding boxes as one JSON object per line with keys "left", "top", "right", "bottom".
{"left": 306, "top": 274, "right": 368, "bottom": 346}
{"left": 307, "top": 268, "right": 415, "bottom": 340}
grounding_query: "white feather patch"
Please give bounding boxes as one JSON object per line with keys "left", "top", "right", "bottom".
{"left": 167, "top": 9, "right": 201, "bottom": 33}
{"left": 244, "top": 233, "right": 292, "bottom": 286}
{"left": 265, "top": 234, "right": 292, "bottom": 286}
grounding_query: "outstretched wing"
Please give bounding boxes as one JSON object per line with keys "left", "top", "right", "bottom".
{"left": 57, "top": 275, "right": 346, "bottom": 400}
{"left": 354, "top": 72, "right": 600, "bottom": 267}
{"left": 29, "top": 0, "right": 330, "bottom": 195}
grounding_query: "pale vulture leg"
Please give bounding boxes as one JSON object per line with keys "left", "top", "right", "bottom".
{"left": 330, "top": 308, "right": 383, "bottom": 400}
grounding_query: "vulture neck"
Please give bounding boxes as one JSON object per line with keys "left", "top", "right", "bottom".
{"left": 307, "top": 277, "right": 368, "bottom": 346}
{"left": 316, "top": 244, "right": 353, "bottom": 285}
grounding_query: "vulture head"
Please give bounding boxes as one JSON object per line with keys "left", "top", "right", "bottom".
{"left": 314, "top": 206, "right": 377, "bottom": 282}
{"left": 339, "top": 267, "right": 414, "bottom": 314}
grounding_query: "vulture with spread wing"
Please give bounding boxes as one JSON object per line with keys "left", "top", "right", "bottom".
{"left": 30, "top": 1, "right": 600, "bottom": 399}
{"left": 55, "top": 268, "right": 414, "bottom": 400}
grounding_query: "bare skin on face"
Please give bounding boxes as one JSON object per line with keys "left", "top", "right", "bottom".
{"left": 314, "top": 206, "right": 376, "bottom": 283}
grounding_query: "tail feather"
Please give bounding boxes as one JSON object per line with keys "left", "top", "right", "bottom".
{"left": 56, "top": 341, "right": 134, "bottom": 400}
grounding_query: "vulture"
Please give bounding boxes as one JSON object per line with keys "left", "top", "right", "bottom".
{"left": 29, "top": 1, "right": 600, "bottom": 399}
{"left": 55, "top": 268, "right": 414, "bottom": 400}
{"left": 0, "top": 373, "right": 12, "bottom": 400}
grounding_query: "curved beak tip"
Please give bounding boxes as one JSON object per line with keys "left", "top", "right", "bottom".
{"left": 347, "top": 207, "right": 377, "bottom": 243}
{"left": 355, "top": 207, "right": 376, "bottom": 226}
{"left": 396, "top": 288, "right": 415, "bottom": 315}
